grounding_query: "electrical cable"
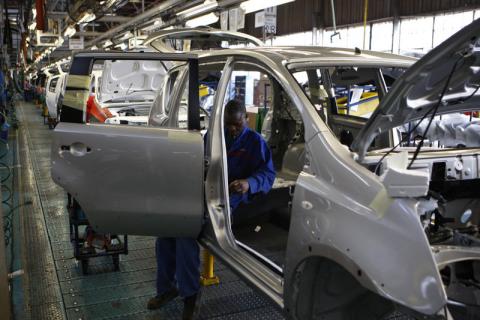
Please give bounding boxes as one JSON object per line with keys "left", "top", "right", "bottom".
{"left": 373, "top": 102, "right": 438, "bottom": 174}
{"left": 407, "top": 55, "right": 463, "bottom": 169}
{"left": 1, "top": 93, "right": 18, "bottom": 246}
{"left": 373, "top": 55, "right": 465, "bottom": 174}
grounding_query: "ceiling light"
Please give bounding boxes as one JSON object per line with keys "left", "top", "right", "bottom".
{"left": 120, "top": 31, "right": 134, "bottom": 41}
{"left": 55, "top": 37, "right": 64, "bottom": 47}
{"left": 114, "top": 42, "right": 128, "bottom": 50}
{"left": 77, "top": 12, "right": 96, "bottom": 24}
{"left": 177, "top": 0, "right": 218, "bottom": 18}
{"left": 140, "top": 19, "right": 163, "bottom": 32}
{"left": 240, "top": 0, "right": 295, "bottom": 14}
{"left": 90, "top": 45, "right": 98, "bottom": 50}
{"left": 186, "top": 12, "right": 219, "bottom": 28}
{"left": 103, "top": 40, "right": 114, "bottom": 48}
{"left": 129, "top": 35, "right": 147, "bottom": 49}
{"left": 64, "top": 25, "right": 77, "bottom": 38}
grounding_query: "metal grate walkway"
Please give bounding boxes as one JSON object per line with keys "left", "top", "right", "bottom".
{"left": 16, "top": 101, "right": 284, "bottom": 320}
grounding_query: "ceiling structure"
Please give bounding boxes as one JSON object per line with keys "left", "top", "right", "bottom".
{"left": 2, "top": 0, "right": 480, "bottom": 76}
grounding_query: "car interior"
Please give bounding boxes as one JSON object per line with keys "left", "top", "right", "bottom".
{"left": 151, "top": 61, "right": 306, "bottom": 271}
{"left": 225, "top": 64, "right": 307, "bottom": 271}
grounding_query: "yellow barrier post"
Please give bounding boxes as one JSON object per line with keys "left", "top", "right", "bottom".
{"left": 42, "top": 105, "right": 49, "bottom": 117}
{"left": 200, "top": 250, "right": 220, "bottom": 286}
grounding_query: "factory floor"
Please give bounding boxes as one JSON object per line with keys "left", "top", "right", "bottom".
{"left": 9, "top": 100, "right": 284, "bottom": 320}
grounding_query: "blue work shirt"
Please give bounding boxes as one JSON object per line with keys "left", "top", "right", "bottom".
{"left": 226, "top": 126, "right": 275, "bottom": 211}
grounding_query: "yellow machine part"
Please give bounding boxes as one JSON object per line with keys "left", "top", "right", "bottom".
{"left": 199, "top": 85, "right": 209, "bottom": 98}
{"left": 337, "top": 92, "right": 379, "bottom": 117}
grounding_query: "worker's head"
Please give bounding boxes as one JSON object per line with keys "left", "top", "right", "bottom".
{"left": 224, "top": 100, "right": 247, "bottom": 139}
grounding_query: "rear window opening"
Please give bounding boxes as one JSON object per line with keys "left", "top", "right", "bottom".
{"left": 290, "top": 65, "right": 406, "bottom": 150}
{"left": 226, "top": 64, "right": 307, "bottom": 272}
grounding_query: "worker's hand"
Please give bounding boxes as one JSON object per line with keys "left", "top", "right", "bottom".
{"left": 229, "top": 179, "right": 249, "bottom": 194}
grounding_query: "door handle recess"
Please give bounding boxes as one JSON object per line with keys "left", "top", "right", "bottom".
{"left": 60, "top": 142, "right": 91, "bottom": 157}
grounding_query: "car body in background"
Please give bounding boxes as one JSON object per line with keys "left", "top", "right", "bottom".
{"left": 51, "top": 20, "right": 480, "bottom": 320}
{"left": 45, "top": 73, "right": 67, "bottom": 126}
{"left": 77, "top": 28, "right": 263, "bottom": 126}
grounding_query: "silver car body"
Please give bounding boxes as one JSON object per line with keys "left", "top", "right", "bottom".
{"left": 45, "top": 73, "right": 67, "bottom": 119}
{"left": 52, "top": 20, "right": 480, "bottom": 319}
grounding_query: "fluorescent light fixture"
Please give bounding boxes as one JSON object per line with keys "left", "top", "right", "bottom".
{"left": 177, "top": 0, "right": 218, "bottom": 18}
{"left": 240, "top": 0, "right": 295, "bottom": 13}
{"left": 128, "top": 35, "right": 147, "bottom": 49}
{"left": 114, "top": 43, "right": 128, "bottom": 50}
{"left": 103, "top": 40, "right": 114, "bottom": 48}
{"left": 120, "top": 31, "right": 134, "bottom": 41}
{"left": 77, "top": 12, "right": 96, "bottom": 24}
{"left": 186, "top": 12, "right": 219, "bottom": 27}
{"left": 63, "top": 25, "right": 77, "bottom": 38}
{"left": 140, "top": 19, "right": 164, "bottom": 32}
{"left": 55, "top": 37, "right": 65, "bottom": 47}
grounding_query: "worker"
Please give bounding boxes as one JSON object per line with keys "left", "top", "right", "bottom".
{"left": 147, "top": 99, "right": 275, "bottom": 319}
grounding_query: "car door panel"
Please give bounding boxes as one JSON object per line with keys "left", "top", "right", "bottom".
{"left": 52, "top": 122, "right": 204, "bottom": 237}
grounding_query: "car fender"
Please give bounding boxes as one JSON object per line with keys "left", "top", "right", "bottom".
{"left": 284, "top": 162, "right": 447, "bottom": 316}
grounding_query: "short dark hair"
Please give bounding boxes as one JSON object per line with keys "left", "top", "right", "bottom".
{"left": 225, "top": 100, "right": 246, "bottom": 117}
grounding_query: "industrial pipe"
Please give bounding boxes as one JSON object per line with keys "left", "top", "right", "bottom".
{"left": 35, "top": 0, "right": 46, "bottom": 31}
{"left": 85, "top": 0, "right": 185, "bottom": 47}
{"left": 363, "top": 0, "right": 368, "bottom": 50}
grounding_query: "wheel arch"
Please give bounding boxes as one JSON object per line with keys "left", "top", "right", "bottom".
{"left": 284, "top": 253, "right": 395, "bottom": 320}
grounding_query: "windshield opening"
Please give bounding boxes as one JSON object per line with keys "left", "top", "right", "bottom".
{"left": 291, "top": 66, "right": 406, "bottom": 119}
{"left": 290, "top": 65, "right": 406, "bottom": 148}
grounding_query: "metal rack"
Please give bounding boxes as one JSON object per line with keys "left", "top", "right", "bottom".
{"left": 67, "top": 194, "right": 128, "bottom": 275}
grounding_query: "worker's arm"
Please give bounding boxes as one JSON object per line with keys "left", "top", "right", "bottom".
{"left": 246, "top": 138, "right": 276, "bottom": 195}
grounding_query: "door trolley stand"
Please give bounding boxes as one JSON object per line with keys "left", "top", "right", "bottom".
{"left": 67, "top": 194, "right": 128, "bottom": 275}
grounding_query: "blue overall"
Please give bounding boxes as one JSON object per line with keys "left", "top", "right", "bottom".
{"left": 226, "top": 126, "right": 276, "bottom": 211}
{"left": 155, "top": 126, "right": 275, "bottom": 298}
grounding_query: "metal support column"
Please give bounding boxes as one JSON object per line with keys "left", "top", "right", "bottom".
{"left": 391, "top": 0, "right": 400, "bottom": 54}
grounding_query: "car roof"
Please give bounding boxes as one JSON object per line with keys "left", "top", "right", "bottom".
{"left": 196, "top": 46, "right": 416, "bottom": 68}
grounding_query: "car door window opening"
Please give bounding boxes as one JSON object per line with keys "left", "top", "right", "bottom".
{"left": 60, "top": 52, "right": 201, "bottom": 130}
{"left": 213, "top": 60, "right": 308, "bottom": 275}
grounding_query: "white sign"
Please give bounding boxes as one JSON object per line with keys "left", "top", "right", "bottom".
{"left": 220, "top": 11, "right": 228, "bottom": 30}
{"left": 69, "top": 38, "right": 84, "bottom": 50}
{"left": 264, "top": 7, "right": 277, "bottom": 34}
{"left": 255, "top": 11, "right": 265, "bottom": 28}
{"left": 254, "top": 7, "right": 277, "bottom": 34}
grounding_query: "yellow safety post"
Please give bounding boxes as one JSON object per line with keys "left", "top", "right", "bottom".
{"left": 200, "top": 250, "right": 220, "bottom": 286}
{"left": 42, "top": 105, "right": 49, "bottom": 117}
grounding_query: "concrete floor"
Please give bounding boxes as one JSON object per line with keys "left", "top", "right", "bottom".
{"left": 14, "top": 101, "right": 283, "bottom": 320}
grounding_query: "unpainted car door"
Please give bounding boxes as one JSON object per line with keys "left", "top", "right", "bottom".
{"left": 45, "top": 75, "right": 60, "bottom": 117}
{"left": 51, "top": 51, "right": 204, "bottom": 237}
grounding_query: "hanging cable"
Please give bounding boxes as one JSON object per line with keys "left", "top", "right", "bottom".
{"left": 373, "top": 55, "right": 466, "bottom": 174}
{"left": 407, "top": 55, "right": 463, "bottom": 169}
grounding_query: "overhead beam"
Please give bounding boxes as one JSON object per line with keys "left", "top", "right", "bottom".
{"left": 85, "top": 0, "right": 185, "bottom": 47}
{"left": 47, "top": 11, "right": 131, "bottom": 23}
{"left": 76, "top": 31, "right": 103, "bottom": 37}
{"left": 86, "top": 0, "right": 246, "bottom": 47}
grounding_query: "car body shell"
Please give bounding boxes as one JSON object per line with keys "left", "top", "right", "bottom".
{"left": 51, "top": 21, "right": 480, "bottom": 319}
